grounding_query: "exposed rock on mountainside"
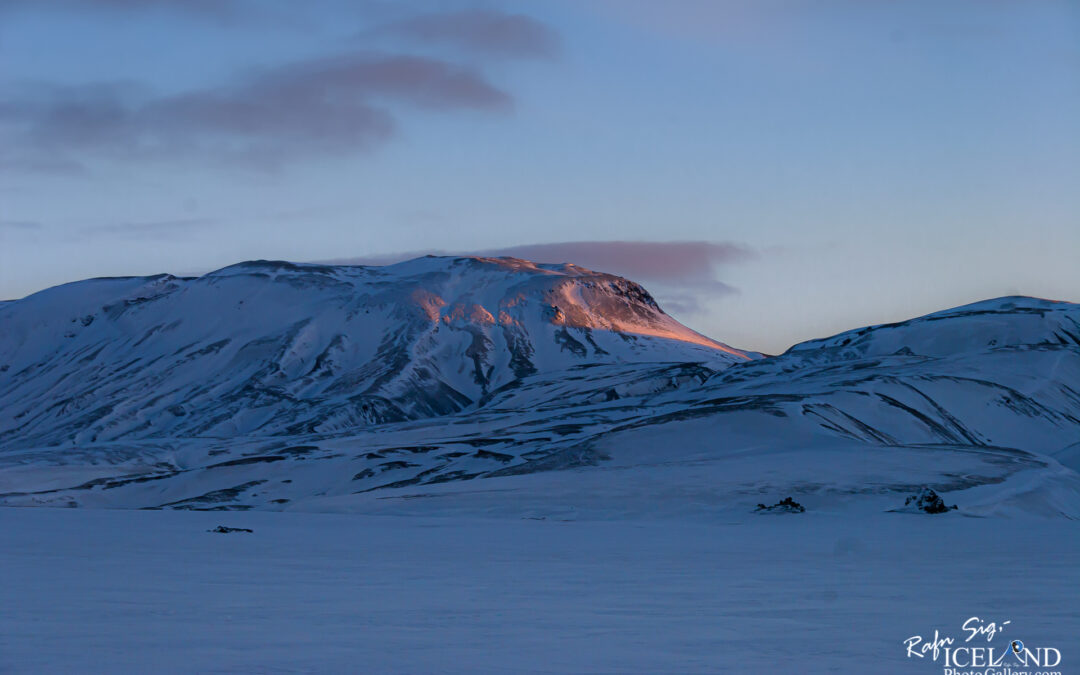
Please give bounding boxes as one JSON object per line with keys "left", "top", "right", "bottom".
{"left": 0, "top": 256, "right": 750, "bottom": 449}
{"left": 1, "top": 260, "right": 1079, "bottom": 519}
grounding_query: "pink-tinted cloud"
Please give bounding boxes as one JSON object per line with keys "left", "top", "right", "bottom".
{"left": 325, "top": 240, "right": 755, "bottom": 311}
{"left": 0, "top": 53, "right": 511, "bottom": 169}
{"left": 487, "top": 241, "right": 750, "bottom": 291}
{"left": 370, "top": 9, "right": 559, "bottom": 60}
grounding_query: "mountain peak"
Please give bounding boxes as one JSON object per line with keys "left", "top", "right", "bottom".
{"left": 0, "top": 256, "right": 751, "bottom": 448}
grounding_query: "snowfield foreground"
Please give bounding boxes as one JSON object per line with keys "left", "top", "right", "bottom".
{"left": 1, "top": 258, "right": 1079, "bottom": 672}
{"left": 0, "top": 507, "right": 1076, "bottom": 674}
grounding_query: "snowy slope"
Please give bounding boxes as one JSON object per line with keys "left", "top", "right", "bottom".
{"left": 1, "top": 285, "right": 1078, "bottom": 518}
{"left": 4, "top": 269, "right": 1078, "bottom": 675}
{"left": 0, "top": 256, "right": 751, "bottom": 449}
{"left": 707, "top": 296, "right": 1080, "bottom": 460}
{"left": 786, "top": 295, "right": 1080, "bottom": 358}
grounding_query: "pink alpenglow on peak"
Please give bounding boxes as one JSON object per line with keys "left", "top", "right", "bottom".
{"left": 0, "top": 255, "right": 752, "bottom": 448}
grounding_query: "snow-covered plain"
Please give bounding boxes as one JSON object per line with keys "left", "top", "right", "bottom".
{"left": 1, "top": 507, "right": 1076, "bottom": 674}
{"left": 1, "top": 258, "right": 1079, "bottom": 673}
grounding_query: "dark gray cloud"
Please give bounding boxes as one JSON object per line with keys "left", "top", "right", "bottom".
{"left": 369, "top": 9, "right": 559, "bottom": 59}
{"left": 324, "top": 240, "right": 754, "bottom": 311}
{"left": 0, "top": 4, "right": 556, "bottom": 172}
{"left": 0, "top": 52, "right": 511, "bottom": 170}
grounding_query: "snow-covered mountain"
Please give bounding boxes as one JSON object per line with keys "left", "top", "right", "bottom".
{"left": 0, "top": 256, "right": 751, "bottom": 448}
{"left": 707, "top": 296, "right": 1080, "bottom": 456}
{"left": 1, "top": 260, "right": 1078, "bottom": 518}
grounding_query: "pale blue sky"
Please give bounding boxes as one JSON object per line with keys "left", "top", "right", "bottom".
{"left": 1, "top": 0, "right": 1077, "bottom": 353}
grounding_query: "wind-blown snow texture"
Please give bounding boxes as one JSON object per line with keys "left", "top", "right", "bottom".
{"left": 1, "top": 258, "right": 1079, "bottom": 520}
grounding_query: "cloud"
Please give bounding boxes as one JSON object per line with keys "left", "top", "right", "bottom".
{"left": 0, "top": 219, "right": 43, "bottom": 243}
{"left": 368, "top": 9, "right": 559, "bottom": 59}
{"left": 324, "top": 240, "right": 754, "bottom": 313}
{"left": 0, "top": 219, "right": 42, "bottom": 231}
{"left": 80, "top": 217, "right": 215, "bottom": 240}
{"left": 0, "top": 5, "right": 558, "bottom": 172}
{"left": 254, "top": 52, "right": 513, "bottom": 111}
{"left": 0, "top": 0, "right": 222, "bottom": 6}
{"left": 0, "top": 52, "right": 512, "bottom": 170}
{"left": 486, "top": 241, "right": 749, "bottom": 292}
{"left": 0, "top": 0, "right": 252, "bottom": 22}
{"left": 0, "top": 154, "right": 89, "bottom": 176}
{"left": 652, "top": 292, "right": 707, "bottom": 317}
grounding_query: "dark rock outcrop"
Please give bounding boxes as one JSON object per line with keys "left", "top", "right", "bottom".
{"left": 755, "top": 497, "right": 805, "bottom": 514}
{"left": 903, "top": 487, "right": 957, "bottom": 514}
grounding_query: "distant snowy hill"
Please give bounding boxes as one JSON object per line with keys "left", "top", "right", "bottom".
{"left": 1, "top": 261, "right": 1078, "bottom": 518}
{"left": 0, "top": 256, "right": 751, "bottom": 448}
{"left": 786, "top": 296, "right": 1080, "bottom": 358}
{"left": 709, "top": 296, "right": 1080, "bottom": 456}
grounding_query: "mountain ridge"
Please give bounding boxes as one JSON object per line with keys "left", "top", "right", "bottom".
{"left": 1, "top": 260, "right": 1078, "bottom": 518}
{"left": 0, "top": 255, "right": 751, "bottom": 449}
